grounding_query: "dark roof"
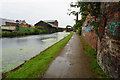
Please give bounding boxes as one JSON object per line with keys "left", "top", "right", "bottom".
{"left": 35, "top": 20, "right": 57, "bottom": 28}
{"left": 43, "top": 20, "right": 58, "bottom": 23}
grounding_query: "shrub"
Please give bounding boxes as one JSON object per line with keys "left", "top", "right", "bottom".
{"left": 2, "top": 26, "right": 49, "bottom": 37}
{"left": 17, "top": 31, "right": 25, "bottom": 35}
{"left": 2, "top": 31, "right": 12, "bottom": 37}
{"left": 78, "top": 27, "right": 82, "bottom": 35}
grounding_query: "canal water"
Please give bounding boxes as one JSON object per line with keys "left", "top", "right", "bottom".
{"left": 1, "top": 32, "right": 70, "bottom": 72}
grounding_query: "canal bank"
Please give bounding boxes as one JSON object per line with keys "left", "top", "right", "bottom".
{"left": 3, "top": 32, "right": 73, "bottom": 78}
{"left": 42, "top": 33, "right": 109, "bottom": 78}
{"left": 2, "top": 32, "right": 70, "bottom": 73}
{"left": 43, "top": 32, "right": 93, "bottom": 78}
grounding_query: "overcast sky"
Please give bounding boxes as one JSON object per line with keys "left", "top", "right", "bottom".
{"left": 0, "top": 0, "right": 81, "bottom": 28}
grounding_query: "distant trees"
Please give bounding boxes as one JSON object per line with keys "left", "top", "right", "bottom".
{"left": 66, "top": 25, "right": 72, "bottom": 32}
{"left": 66, "top": 25, "right": 72, "bottom": 28}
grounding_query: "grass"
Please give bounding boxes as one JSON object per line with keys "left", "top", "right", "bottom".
{"left": 4, "top": 32, "right": 73, "bottom": 78}
{"left": 79, "top": 36, "right": 110, "bottom": 78}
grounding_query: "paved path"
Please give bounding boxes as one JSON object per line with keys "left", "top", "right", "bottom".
{"left": 43, "top": 32, "right": 93, "bottom": 78}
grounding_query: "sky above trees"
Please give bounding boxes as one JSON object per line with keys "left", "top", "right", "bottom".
{"left": 0, "top": 0, "right": 82, "bottom": 28}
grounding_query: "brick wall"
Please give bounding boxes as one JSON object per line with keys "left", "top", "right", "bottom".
{"left": 97, "top": 2, "right": 120, "bottom": 78}
{"left": 82, "top": 14, "right": 97, "bottom": 50}
{"left": 81, "top": 2, "right": 120, "bottom": 78}
{"left": 82, "top": 27, "right": 97, "bottom": 50}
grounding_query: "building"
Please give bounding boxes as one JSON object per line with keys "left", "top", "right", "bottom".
{"left": 0, "top": 18, "right": 17, "bottom": 26}
{"left": 16, "top": 20, "right": 34, "bottom": 31}
{"left": 34, "top": 20, "right": 58, "bottom": 33}
{"left": 0, "top": 18, "right": 17, "bottom": 31}
{"left": 0, "top": 18, "right": 35, "bottom": 31}
{"left": 44, "top": 20, "right": 58, "bottom": 27}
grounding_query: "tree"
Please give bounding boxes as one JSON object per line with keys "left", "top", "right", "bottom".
{"left": 66, "top": 25, "right": 72, "bottom": 32}
{"left": 68, "top": 1, "right": 101, "bottom": 34}
{"left": 66, "top": 25, "right": 72, "bottom": 28}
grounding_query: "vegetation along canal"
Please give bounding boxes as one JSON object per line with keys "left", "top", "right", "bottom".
{"left": 1, "top": 32, "right": 70, "bottom": 73}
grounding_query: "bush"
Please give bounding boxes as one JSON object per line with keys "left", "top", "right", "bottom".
{"left": 2, "top": 26, "right": 49, "bottom": 37}
{"left": 34, "top": 28, "right": 41, "bottom": 34}
{"left": 78, "top": 27, "right": 82, "bottom": 35}
{"left": 38, "top": 26, "right": 44, "bottom": 29}
{"left": 2, "top": 31, "right": 12, "bottom": 37}
{"left": 28, "top": 31, "right": 34, "bottom": 35}
{"left": 34, "top": 26, "right": 48, "bottom": 34}
{"left": 17, "top": 31, "right": 25, "bottom": 35}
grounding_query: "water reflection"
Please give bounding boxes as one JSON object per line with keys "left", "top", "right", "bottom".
{"left": 2, "top": 32, "right": 70, "bottom": 72}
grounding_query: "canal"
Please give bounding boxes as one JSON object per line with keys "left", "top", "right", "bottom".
{"left": 1, "top": 32, "right": 70, "bottom": 72}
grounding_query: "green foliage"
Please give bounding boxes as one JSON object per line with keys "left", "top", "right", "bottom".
{"left": 80, "top": 36, "right": 110, "bottom": 78}
{"left": 15, "top": 26, "right": 19, "bottom": 31}
{"left": 69, "top": 1, "right": 101, "bottom": 34}
{"left": 66, "top": 25, "right": 72, "bottom": 32}
{"left": 74, "top": 20, "right": 83, "bottom": 29}
{"left": 66, "top": 25, "right": 72, "bottom": 28}
{"left": 34, "top": 28, "right": 41, "bottom": 34}
{"left": 78, "top": 27, "right": 82, "bottom": 35}
{"left": 2, "top": 26, "right": 49, "bottom": 37}
{"left": 73, "top": 23, "right": 78, "bottom": 30}
{"left": 70, "top": 2, "right": 89, "bottom": 16}
{"left": 36, "top": 26, "right": 44, "bottom": 29}
{"left": 34, "top": 26, "right": 48, "bottom": 34}
{"left": 5, "top": 32, "right": 73, "bottom": 78}
{"left": 2, "top": 31, "right": 12, "bottom": 37}
{"left": 70, "top": 2, "right": 100, "bottom": 18}
{"left": 2, "top": 30, "right": 35, "bottom": 37}
{"left": 16, "top": 31, "right": 25, "bottom": 35}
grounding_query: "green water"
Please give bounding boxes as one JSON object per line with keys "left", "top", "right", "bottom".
{"left": 1, "top": 32, "right": 70, "bottom": 72}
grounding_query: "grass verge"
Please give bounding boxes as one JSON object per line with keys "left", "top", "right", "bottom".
{"left": 80, "top": 36, "right": 110, "bottom": 78}
{"left": 4, "top": 32, "right": 73, "bottom": 78}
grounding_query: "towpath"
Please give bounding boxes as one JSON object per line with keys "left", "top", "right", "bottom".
{"left": 43, "top": 32, "right": 93, "bottom": 78}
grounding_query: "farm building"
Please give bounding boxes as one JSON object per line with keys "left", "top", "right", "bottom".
{"left": 34, "top": 20, "right": 58, "bottom": 33}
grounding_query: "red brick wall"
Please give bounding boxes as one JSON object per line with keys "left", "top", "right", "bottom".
{"left": 82, "top": 14, "right": 97, "bottom": 50}
{"left": 82, "top": 27, "right": 97, "bottom": 50}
